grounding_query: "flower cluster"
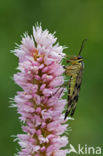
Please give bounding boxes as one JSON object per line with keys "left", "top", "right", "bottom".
{"left": 13, "top": 26, "right": 68, "bottom": 156}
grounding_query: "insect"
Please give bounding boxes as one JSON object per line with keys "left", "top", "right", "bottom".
{"left": 64, "top": 39, "right": 87, "bottom": 119}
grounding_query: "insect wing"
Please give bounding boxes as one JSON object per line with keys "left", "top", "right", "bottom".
{"left": 70, "top": 63, "right": 84, "bottom": 116}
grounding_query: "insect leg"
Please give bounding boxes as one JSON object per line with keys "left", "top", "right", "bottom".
{"left": 56, "top": 87, "right": 64, "bottom": 98}
{"left": 49, "top": 87, "right": 64, "bottom": 99}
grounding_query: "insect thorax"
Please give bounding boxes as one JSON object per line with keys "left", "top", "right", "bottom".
{"left": 66, "top": 60, "right": 82, "bottom": 77}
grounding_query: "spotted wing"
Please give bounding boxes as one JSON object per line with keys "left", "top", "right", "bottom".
{"left": 64, "top": 63, "right": 84, "bottom": 119}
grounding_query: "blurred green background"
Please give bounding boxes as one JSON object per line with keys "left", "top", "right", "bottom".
{"left": 0, "top": 0, "right": 103, "bottom": 155}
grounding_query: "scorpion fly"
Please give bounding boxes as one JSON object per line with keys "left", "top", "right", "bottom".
{"left": 64, "top": 39, "right": 87, "bottom": 119}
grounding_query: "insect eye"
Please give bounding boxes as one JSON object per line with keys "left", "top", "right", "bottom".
{"left": 78, "top": 56, "right": 83, "bottom": 59}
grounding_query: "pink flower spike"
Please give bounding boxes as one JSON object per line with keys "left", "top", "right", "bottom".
{"left": 13, "top": 25, "right": 69, "bottom": 156}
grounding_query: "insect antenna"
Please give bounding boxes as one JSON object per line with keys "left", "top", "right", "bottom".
{"left": 78, "top": 38, "right": 88, "bottom": 56}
